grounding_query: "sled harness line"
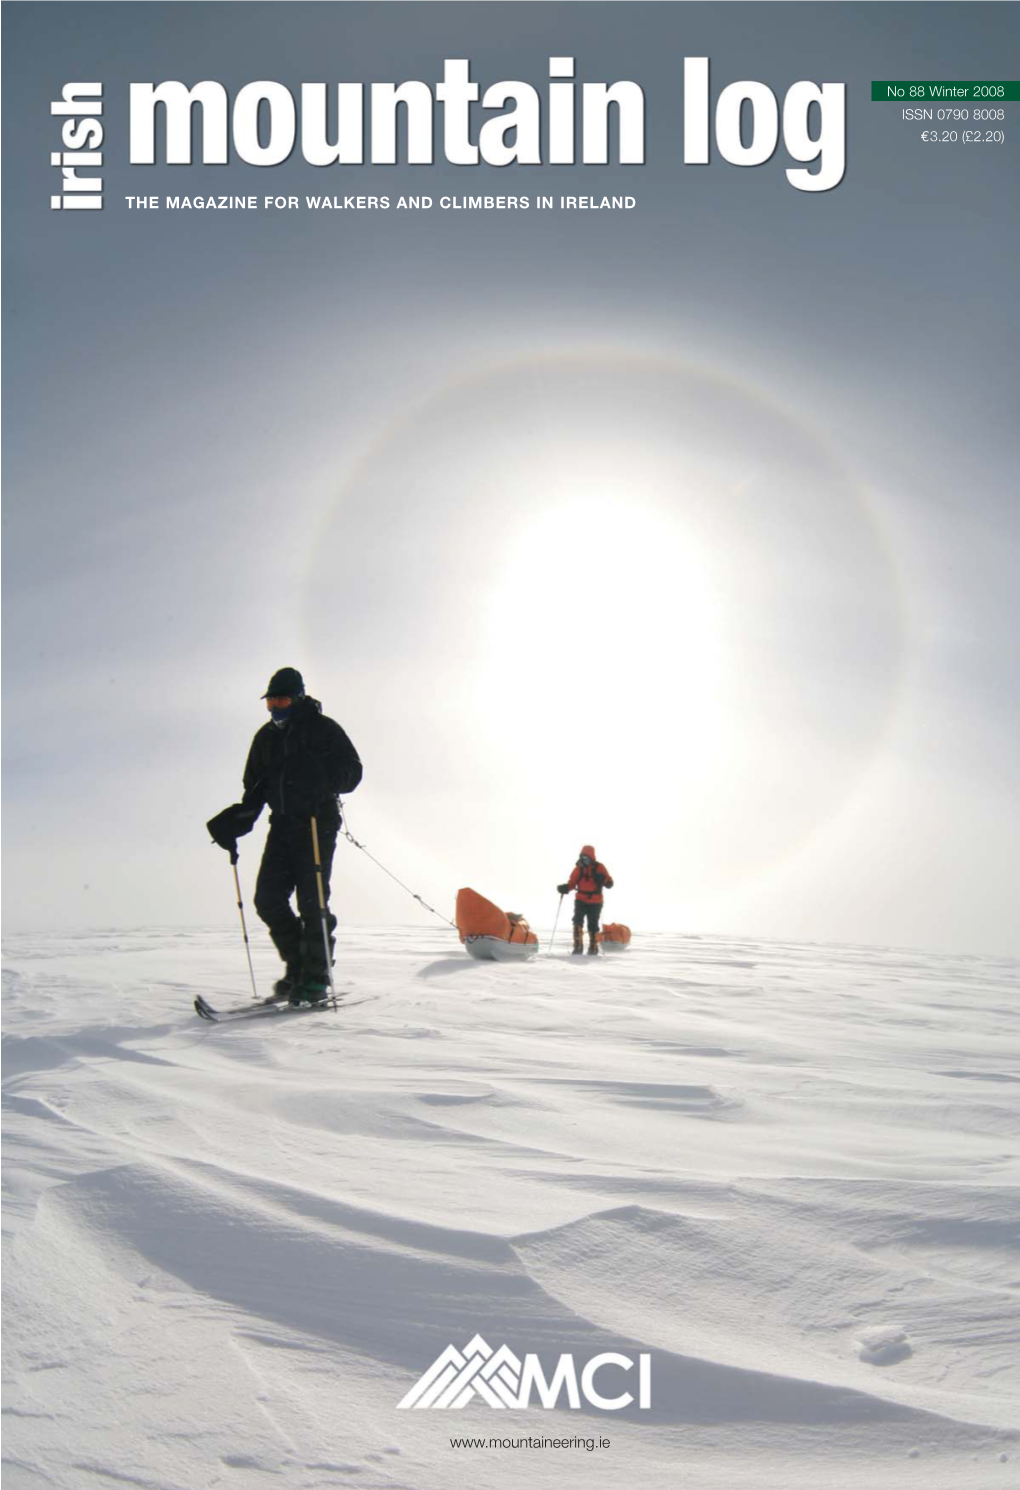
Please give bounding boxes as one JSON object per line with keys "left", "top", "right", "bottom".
{"left": 338, "top": 801, "right": 457, "bottom": 930}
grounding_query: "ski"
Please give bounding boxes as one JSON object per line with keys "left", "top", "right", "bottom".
{"left": 196, "top": 991, "right": 294, "bottom": 1017}
{"left": 193, "top": 992, "right": 333, "bottom": 1023}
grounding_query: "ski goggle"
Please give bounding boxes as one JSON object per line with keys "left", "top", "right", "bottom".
{"left": 265, "top": 695, "right": 294, "bottom": 709}
{"left": 578, "top": 855, "right": 593, "bottom": 867}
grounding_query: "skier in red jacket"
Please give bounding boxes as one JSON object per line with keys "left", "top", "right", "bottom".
{"left": 558, "top": 845, "right": 614, "bottom": 956}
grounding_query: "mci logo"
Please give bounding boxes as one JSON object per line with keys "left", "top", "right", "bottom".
{"left": 397, "top": 1334, "right": 651, "bottom": 1411}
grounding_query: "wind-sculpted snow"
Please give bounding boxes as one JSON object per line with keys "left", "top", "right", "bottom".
{"left": 2, "top": 927, "right": 1018, "bottom": 1488}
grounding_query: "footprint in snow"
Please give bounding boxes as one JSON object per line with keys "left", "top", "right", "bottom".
{"left": 855, "top": 1324, "right": 912, "bottom": 1365}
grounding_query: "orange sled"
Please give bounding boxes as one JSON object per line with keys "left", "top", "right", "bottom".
{"left": 456, "top": 888, "right": 539, "bottom": 962}
{"left": 597, "top": 923, "right": 632, "bottom": 950}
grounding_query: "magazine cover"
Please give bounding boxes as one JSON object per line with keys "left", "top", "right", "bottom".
{"left": 3, "top": 4, "right": 1018, "bottom": 1487}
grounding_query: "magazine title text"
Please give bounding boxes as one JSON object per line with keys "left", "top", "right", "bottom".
{"left": 51, "top": 58, "right": 847, "bottom": 212}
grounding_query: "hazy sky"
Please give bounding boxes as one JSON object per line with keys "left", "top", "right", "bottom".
{"left": 3, "top": 4, "right": 1018, "bottom": 956}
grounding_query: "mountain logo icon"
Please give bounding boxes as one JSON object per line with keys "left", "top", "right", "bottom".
{"left": 397, "top": 1335, "right": 523, "bottom": 1410}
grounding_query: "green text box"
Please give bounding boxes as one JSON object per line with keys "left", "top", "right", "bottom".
{"left": 872, "top": 81, "right": 1019, "bottom": 101}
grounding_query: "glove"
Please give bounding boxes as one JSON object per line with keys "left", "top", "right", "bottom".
{"left": 207, "top": 803, "right": 258, "bottom": 858}
{"left": 557, "top": 883, "right": 570, "bottom": 896}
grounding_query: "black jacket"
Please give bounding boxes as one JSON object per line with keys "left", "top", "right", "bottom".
{"left": 243, "top": 697, "right": 362, "bottom": 822}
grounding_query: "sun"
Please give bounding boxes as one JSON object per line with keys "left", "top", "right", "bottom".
{"left": 482, "top": 485, "right": 730, "bottom": 789}
{"left": 303, "top": 350, "right": 902, "bottom": 904}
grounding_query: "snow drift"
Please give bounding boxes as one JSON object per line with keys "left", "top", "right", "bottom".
{"left": 3, "top": 926, "right": 1018, "bottom": 1488}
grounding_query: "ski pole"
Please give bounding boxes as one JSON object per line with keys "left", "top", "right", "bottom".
{"left": 230, "top": 849, "right": 260, "bottom": 1000}
{"left": 548, "top": 894, "right": 565, "bottom": 956}
{"left": 310, "top": 815, "right": 339, "bottom": 1010}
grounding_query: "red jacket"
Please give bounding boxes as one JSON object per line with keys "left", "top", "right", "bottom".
{"left": 567, "top": 845, "right": 614, "bottom": 905}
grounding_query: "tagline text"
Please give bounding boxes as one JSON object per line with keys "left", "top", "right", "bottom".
{"left": 124, "top": 194, "right": 637, "bottom": 212}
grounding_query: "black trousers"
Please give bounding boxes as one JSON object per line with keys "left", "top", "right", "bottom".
{"left": 254, "top": 814, "right": 338, "bottom": 976}
{"left": 572, "top": 901, "right": 603, "bottom": 934}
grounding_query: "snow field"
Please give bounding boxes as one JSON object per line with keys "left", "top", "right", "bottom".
{"left": 3, "top": 926, "right": 1018, "bottom": 1489}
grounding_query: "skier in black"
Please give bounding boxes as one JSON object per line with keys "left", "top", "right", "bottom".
{"left": 207, "top": 667, "right": 362, "bottom": 1004}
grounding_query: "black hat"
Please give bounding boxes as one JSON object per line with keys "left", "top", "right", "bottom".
{"left": 262, "top": 667, "right": 305, "bottom": 698}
